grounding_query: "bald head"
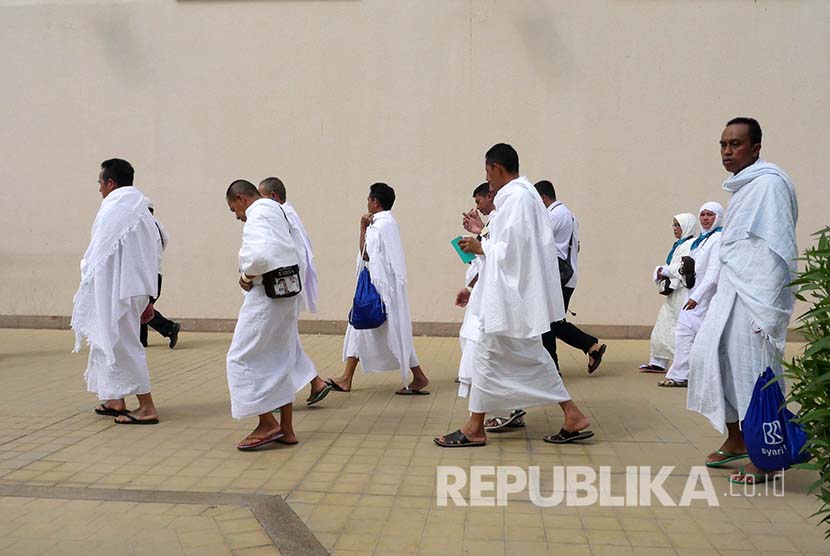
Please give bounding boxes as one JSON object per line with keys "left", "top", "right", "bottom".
{"left": 226, "top": 179, "right": 261, "bottom": 222}
{"left": 226, "top": 179, "right": 260, "bottom": 201}
{"left": 259, "top": 177, "right": 286, "bottom": 203}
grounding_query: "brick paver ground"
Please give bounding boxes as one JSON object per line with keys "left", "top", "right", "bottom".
{"left": 0, "top": 329, "right": 826, "bottom": 555}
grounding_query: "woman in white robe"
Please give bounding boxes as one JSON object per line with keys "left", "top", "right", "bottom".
{"left": 639, "top": 213, "right": 698, "bottom": 372}
{"left": 225, "top": 181, "right": 317, "bottom": 451}
{"left": 659, "top": 202, "right": 724, "bottom": 387}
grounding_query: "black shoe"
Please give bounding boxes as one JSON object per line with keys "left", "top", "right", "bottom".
{"left": 141, "top": 339, "right": 148, "bottom": 348}
{"left": 168, "top": 322, "right": 181, "bottom": 349}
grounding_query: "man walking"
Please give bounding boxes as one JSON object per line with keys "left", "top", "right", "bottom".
{"left": 72, "top": 158, "right": 162, "bottom": 425}
{"left": 257, "top": 177, "right": 331, "bottom": 406}
{"left": 435, "top": 144, "right": 592, "bottom": 447}
{"left": 534, "top": 180, "right": 606, "bottom": 374}
{"left": 328, "top": 183, "right": 429, "bottom": 395}
{"left": 225, "top": 180, "right": 317, "bottom": 450}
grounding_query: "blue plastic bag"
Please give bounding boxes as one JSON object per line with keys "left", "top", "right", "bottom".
{"left": 741, "top": 367, "right": 810, "bottom": 470}
{"left": 348, "top": 267, "right": 387, "bottom": 330}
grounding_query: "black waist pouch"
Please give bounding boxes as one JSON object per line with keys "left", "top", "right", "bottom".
{"left": 262, "top": 265, "right": 302, "bottom": 299}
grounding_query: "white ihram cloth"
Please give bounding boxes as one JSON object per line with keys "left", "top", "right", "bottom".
{"left": 456, "top": 214, "right": 491, "bottom": 395}
{"left": 465, "top": 177, "right": 570, "bottom": 413}
{"left": 688, "top": 160, "right": 798, "bottom": 433}
{"left": 226, "top": 199, "right": 317, "bottom": 419}
{"left": 71, "top": 186, "right": 161, "bottom": 400}
{"left": 457, "top": 246, "right": 485, "bottom": 397}
{"left": 666, "top": 202, "right": 724, "bottom": 382}
{"left": 343, "top": 211, "right": 419, "bottom": 384}
{"left": 282, "top": 202, "right": 319, "bottom": 313}
{"left": 648, "top": 213, "right": 698, "bottom": 367}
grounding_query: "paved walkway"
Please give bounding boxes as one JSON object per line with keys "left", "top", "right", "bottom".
{"left": 0, "top": 329, "right": 826, "bottom": 555}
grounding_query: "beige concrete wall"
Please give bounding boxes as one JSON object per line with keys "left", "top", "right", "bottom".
{"left": 1, "top": 0, "right": 828, "bottom": 329}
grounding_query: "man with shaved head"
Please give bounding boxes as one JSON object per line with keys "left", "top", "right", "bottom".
{"left": 224, "top": 180, "right": 317, "bottom": 450}
{"left": 258, "top": 176, "right": 330, "bottom": 405}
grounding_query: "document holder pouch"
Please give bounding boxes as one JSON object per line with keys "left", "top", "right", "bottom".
{"left": 263, "top": 265, "right": 302, "bottom": 299}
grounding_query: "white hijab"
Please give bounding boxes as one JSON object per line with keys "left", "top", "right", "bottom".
{"left": 674, "top": 213, "right": 698, "bottom": 240}
{"left": 698, "top": 201, "right": 724, "bottom": 232}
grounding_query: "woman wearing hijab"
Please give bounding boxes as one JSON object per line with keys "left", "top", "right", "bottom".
{"left": 659, "top": 202, "right": 724, "bottom": 387}
{"left": 640, "top": 213, "right": 698, "bottom": 372}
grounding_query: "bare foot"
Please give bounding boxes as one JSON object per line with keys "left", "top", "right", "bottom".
{"left": 306, "top": 378, "right": 330, "bottom": 401}
{"left": 562, "top": 415, "right": 591, "bottom": 434}
{"left": 458, "top": 422, "right": 486, "bottom": 444}
{"left": 99, "top": 400, "right": 127, "bottom": 412}
{"left": 114, "top": 406, "right": 158, "bottom": 424}
{"left": 407, "top": 377, "right": 429, "bottom": 391}
{"left": 729, "top": 462, "right": 780, "bottom": 484}
{"left": 279, "top": 431, "right": 298, "bottom": 444}
{"left": 327, "top": 377, "right": 352, "bottom": 392}
{"left": 238, "top": 423, "right": 283, "bottom": 448}
{"left": 705, "top": 441, "right": 748, "bottom": 464}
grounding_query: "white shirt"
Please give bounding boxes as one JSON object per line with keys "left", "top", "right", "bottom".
{"left": 547, "top": 201, "right": 579, "bottom": 289}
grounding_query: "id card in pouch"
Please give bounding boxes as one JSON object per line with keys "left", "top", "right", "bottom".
{"left": 262, "top": 265, "right": 302, "bottom": 299}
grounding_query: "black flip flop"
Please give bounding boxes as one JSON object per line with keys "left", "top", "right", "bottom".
{"left": 114, "top": 414, "right": 159, "bottom": 425}
{"left": 324, "top": 378, "right": 348, "bottom": 392}
{"left": 276, "top": 438, "right": 299, "bottom": 446}
{"left": 588, "top": 344, "right": 607, "bottom": 374}
{"left": 307, "top": 384, "right": 333, "bottom": 406}
{"left": 95, "top": 405, "right": 129, "bottom": 417}
{"left": 543, "top": 428, "right": 594, "bottom": 444}
{"left": 395, "top": 386, "right": 430, "bottom": 396}
{"left": 433, "top": 430, "right": 486, "bottom": 448}
{"left": 638, "top": 364, "right": 666, "bottom": 373}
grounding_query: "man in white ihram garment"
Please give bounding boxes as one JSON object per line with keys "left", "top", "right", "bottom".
{"left": 71, "top": 158, "right": 162, "bottom": 425}
{"left": 658, "top": 201, "right": 724, "bottom": 388}
{"left": 257, "top": 177, "right": 332, "bottom": 406}
{"left": 435, "top": 143, "right": 592, "bottom": 447}
{"left": 225, "top": 180, "right": 317, "bottom": 451}
{"left": 639, "top": 213, "right": 698, "bottom": 372}
{"left": 327, "top": 183, "right": 430, "bottom": 395}
{"left": 455, "top": 183, "right": 494, "bottom": 394}
{"left": 688, "top": 117, "right": 798, "bottom": 484}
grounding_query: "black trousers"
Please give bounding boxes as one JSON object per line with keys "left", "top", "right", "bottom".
{"left": 140, "top": 308, "right": 177, "bottom": 344}
{"left": 541, "top": 287, "right": 598, "bottom": 368}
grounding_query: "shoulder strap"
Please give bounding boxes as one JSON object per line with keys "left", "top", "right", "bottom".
{"left": 566, "top": 215, "right": 575, "bottom": 259}
{"left": 550, "top": 202, "right": 574, "bottom": 258}
{"left": 277, "top": 203, "right": 289, "bottom": 224}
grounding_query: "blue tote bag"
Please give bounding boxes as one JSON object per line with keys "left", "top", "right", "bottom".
{"left": 348, "top": 266, "right": 387, "bottom": 330}
{"left": 742, "top": 366, "right": 810, "bottom": 470}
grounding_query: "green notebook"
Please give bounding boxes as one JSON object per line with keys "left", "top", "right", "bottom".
{"left": 451, "top": 236, "right": 477, "bottom": 264}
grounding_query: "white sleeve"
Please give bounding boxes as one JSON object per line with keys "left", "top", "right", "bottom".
{"left": 690, "top": 240, "right": 722, "bottom": 305}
